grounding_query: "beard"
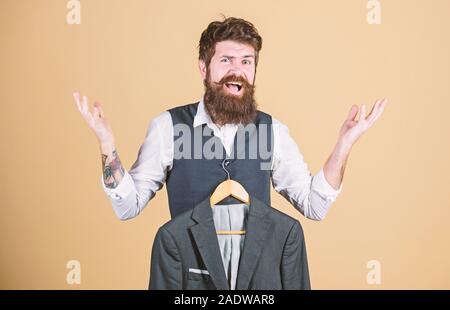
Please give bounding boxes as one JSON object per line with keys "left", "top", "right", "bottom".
{"left": 203, "top": 70, "right": 258, "bottom": 126}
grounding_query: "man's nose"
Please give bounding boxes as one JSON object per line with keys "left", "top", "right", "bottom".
{"left": 227, "top": 68, "right": 245, "bottom": 79}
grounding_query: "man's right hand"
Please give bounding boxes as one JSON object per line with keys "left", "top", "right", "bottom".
{"left": 72, "top": 91, "right": 115, "bottom": 146}
{"left": 73, "top": 91, "right": 125, "bottom": 189}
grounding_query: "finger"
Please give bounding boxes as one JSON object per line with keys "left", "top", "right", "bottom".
{"left": 371, "top": 98, "right": 388, "bottom": 125}
{"left": 367, "top": 98, "right": 387, "bottom": 127}
{"left": 93, "top": 105, "right": 100, "bottom": 120}
{"left": 94, "top": 101, "right": 104, "bottom": 118}
{"left": 380, "top": 98, "right": 388, "bottom": 110}
{"left": 358, "top": 104, "right": 366, "bottom": 123}
{"left": 73, "top": 92, "right": 82, "bottom": 113}
{"left": 82, "top": 95, "right": 89, "bottom": 115}
{"left": 346, "top": 105, "right": 359, "bottom": 122}
{"left": 366, "top": 99, "right": 381, "bottom": 124}
{"left": 81, "top": 95, "right": 96, "bottom": 126}
{"left": 367, "top": 99, "right": 380, "bottom": 118}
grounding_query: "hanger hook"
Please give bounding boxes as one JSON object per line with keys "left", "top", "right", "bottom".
{"left": 222, "top": 160, "right": 231, "bottom": 180}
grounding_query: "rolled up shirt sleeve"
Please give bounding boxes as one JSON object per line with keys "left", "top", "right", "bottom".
{"left": 271, "top": 117, "right": 343, "bottom": 221}
{"left": 101, "top": 170, "right": 134, "bottom": 201}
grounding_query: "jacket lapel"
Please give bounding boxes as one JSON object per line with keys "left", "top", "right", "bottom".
{"left": 235, "top": 197, "right": 273, "bottom": 290}
{"left": 189, "top": 197, "right": 230, "bottom": 290}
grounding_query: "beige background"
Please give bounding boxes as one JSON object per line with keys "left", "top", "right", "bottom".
{"left": 1, "top": 0, "right": 449, "bottom": 289}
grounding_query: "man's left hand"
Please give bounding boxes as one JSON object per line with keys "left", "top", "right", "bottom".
{"left": 338, "top": 98, "right": 388, "bottom": 148}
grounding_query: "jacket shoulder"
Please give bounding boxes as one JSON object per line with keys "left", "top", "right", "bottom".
{"left": 158, "top": 209, "right": 195, "bottom": 235}
{"left": 265, "top": 205, "right": 304, "bottom": 234}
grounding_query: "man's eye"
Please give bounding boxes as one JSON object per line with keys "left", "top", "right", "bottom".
{"left": 221, "top": 58, "right": 229, "bottom": 63}
{"left": 243, "top": 60, "right": 252, "bottom": 65}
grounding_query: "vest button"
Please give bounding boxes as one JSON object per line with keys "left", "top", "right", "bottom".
{"left": 224, "top": 160, "right": 230, "bottom": 166}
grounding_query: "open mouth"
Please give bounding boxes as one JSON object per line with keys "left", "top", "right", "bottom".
{"left": 224, "top": 81, "right": 243, "bottom": 95}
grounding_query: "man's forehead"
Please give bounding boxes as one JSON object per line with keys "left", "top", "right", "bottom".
{"left": 214, "top": 40, "right": 255, "bottom": 57}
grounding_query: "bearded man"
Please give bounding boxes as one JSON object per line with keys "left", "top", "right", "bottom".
{"left": 73, "top": 17, "right": 387, "bottom": 221}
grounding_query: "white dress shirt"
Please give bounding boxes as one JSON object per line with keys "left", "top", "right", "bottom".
{"left": 101, "top": 98, "right": 343, "bottom": 221}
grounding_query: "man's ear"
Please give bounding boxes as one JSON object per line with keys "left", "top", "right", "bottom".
{"left": 198, "top": 60, "right": 207, "bottom": 80}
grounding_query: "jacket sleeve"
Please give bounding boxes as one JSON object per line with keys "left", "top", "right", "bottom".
{"left": 149, "top": 227, "right": 182, "bottom": 290}
{"left": 280, "top": 221, "right": 311, "bottom": 290}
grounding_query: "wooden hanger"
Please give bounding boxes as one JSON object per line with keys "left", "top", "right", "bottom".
{"left": 210, "top": 160, "right": 249, "bottom": 235}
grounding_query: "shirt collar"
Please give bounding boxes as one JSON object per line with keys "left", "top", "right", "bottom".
{"left": 193, "top": 95, "right": 242, "bottom": 133}
{"left": 193, "top": 95, "right": 213, "bottom": 128}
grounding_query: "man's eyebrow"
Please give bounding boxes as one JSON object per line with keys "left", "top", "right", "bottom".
{"left": 219, "top": 55, "right": 255, "bottom": 59}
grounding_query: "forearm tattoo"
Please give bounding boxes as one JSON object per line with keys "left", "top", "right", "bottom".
{"left": 102, "top": 150, "right": 125, "bottom": 189}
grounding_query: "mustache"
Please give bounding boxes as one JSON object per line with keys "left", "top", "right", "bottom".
{"left": 213, "top": 75, "right": 252, "bottom": 88}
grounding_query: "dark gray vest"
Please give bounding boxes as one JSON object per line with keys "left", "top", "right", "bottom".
{"left": 166, "top": 102, "right": 273, "bottom": 218}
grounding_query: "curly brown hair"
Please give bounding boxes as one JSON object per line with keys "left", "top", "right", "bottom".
{"left": 198, "top": 17, "right": 263, "bottom": 67}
